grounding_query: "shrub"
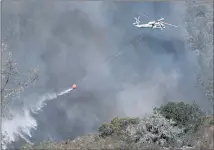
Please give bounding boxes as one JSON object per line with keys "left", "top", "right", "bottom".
{"left": 133, "top": 113, "right": 185, "bottom": 148}
{"left": 98, "top": 117, "right": 139, "bottom": 138}
{"left": 154, "top": 102, "right": 206, "bottom": 133}
{"left": 99, "top": 113, "right": 186, "bottom": 149}
{"left": 209, "top": 119, "right": 214, "bottom": 125}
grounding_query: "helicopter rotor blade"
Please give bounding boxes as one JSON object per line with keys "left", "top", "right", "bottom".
{"left": 137, "top": 13, "right": 149, "bottom": 18}
{"left": 161, "top": 21, "right": 178, "bottom": 27}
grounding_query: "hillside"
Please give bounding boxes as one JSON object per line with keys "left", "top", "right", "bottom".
{"left": 22, "top": 102, "right": 214, "bottom": 150}
{"left": 185, "top": 0, "right": 213, "bottom": 102}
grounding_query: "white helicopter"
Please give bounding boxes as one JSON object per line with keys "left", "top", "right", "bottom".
{"left": 133, "top": 16, "right": 178, "bottom": 30}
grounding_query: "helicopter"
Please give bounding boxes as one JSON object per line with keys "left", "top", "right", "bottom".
{"left": 133, "top": 15, "right": 178, "bottom": 30}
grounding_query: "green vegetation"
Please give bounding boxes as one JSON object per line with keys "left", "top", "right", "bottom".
{"left": 21, "top": 140, "right": 55, "bottom": 150}
{"left": 21, "top": 102, "right": 213, "bottom": 150}
{"left": 209, "top": 119, "right": 214, "bottom": 125}
{"left": 98, "top": 117, "right": 139, "bottom": 138}
{"left": 154, "top": 102, "right": 206, "bottom": 133}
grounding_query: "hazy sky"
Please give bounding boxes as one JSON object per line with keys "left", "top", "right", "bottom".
{"left": 2, "top": 1, "right": 211, "bottom": 148}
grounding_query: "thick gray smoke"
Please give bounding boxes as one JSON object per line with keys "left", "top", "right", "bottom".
{"left": 2, "top": 1, "right": 212, "bottom": 148}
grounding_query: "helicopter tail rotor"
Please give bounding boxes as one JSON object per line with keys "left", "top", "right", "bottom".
{"left": 133, "top": 16, "right": 140, "bottom": 25}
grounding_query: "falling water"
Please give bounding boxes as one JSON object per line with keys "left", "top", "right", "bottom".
{"left": 2, "top": 88, "right": 73, "bottom": 149}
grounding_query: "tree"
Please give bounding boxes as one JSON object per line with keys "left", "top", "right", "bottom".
{"left": 1, "top": 42, "right": 39, "bottom": 119}
{"left": 1, "top": 42, "right": 39, "bottom": 148}
{"left": 154, "top": 102, "right": 206, "bottom": 133}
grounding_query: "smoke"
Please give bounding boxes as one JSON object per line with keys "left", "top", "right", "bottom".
{"left": 2, "top": 1, "right": 212, "bottom": 149}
